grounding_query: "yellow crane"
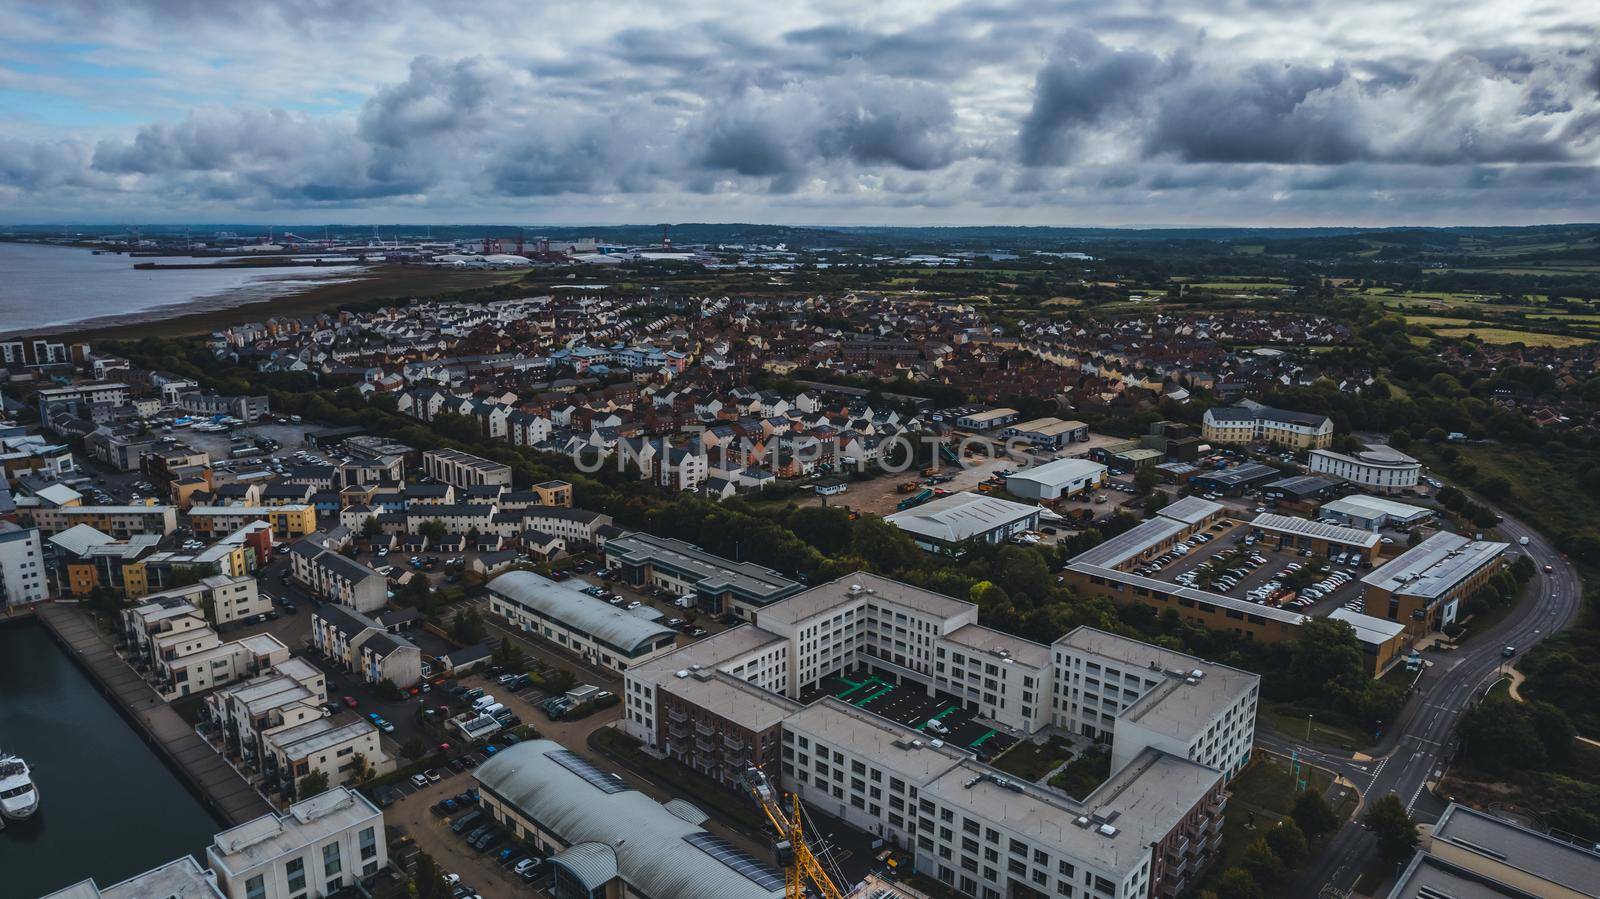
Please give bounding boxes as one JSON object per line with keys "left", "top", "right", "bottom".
{"left": 745, "top": 766, "right": 846, "bottom": 899}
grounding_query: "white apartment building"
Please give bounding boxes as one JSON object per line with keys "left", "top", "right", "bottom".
{"left": 1309, "top": 444, "right": 1422, "bottom": 494}
{"left": 288, "top": 538, "right": 386, "bottom": 613}
{"left": 0, "top": 524, "right": 47, "bottom": 607}
{"left": 262, "top": 717, "right": 391, "bottom": 798}
{"left": 205, "top": 658, "right": 329, "bottom": 763}
{"left": 421, "top": 448, "right": 512, "bottom": 488}
{"left": 134, "top": 573, "right": 270, "bottom": 627}
{"left": 207, "top": 788, "right": 387, "bottom": 899}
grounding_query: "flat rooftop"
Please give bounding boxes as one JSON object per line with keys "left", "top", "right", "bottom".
{"left": 209, "top": 787, "right": 381, "bottom": 875}
{"left": 1065, "top": 563, "right": 1308, "bottom": 626}
{"left": 629, "top": 624, "right": 787, "bottom": 684}
{"left": 924, "top": 747, "right": 1220, "bottom": 879}
{"left": 1326, "top": 607, "right": 1407, "bottom": 645}
{"left": 1057, "top": 627, "right": 1260, "bottom": 739}
{"left": 943, "top": 623, "right": 1049, "bottom": 670}
{"left": 1428, "top": 803, "right": 1600, "bottom": 896}
{"left": 660, "top": 669, "right": 802, "bottom": 732}
{"left": 1157, "top": 495, "right": 1224, "bottom": 526}
{"left": 1004, "top": 457, "right": 1106, "bottom": 487}
{"left": 1363, "top": 533, "right": 1509, "bottom": 599}
{"left": 783, "top": 697, "right": 969, "bottom": 785}
{"left": 1251, "top": 512, "right": 1380, "bottom": 548}
{"left": 266, "top": 717, "right": 377, "bottom": 761}
{"left": 757, "top": 571, "right": 974, "bottom": 628}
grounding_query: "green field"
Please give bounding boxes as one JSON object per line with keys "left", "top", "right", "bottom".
{"left": 1428, "top": 326, "right": 1594, "bottom": 347}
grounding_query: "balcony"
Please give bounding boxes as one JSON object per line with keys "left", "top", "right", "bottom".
{"left": 666, "top": 708, "right": 688, "bottom": 724}
{"left": 722, "top": 735, "right": 748, "bottom": 752}
{"left": 694, "top": 721, "right": 715, "bottom": 738}
{"left": 694, "top": 737, "right": 716, "bottom": 754}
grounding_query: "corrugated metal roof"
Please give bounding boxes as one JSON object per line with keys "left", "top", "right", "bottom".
{"left": 474, "top": 741, "right": 784, "bottom": 899}
{"left": 486, "top": 571, "right": 675, "bottom": 655}
{"left": 550, "top": 842, "right": 618, "bottom": 890}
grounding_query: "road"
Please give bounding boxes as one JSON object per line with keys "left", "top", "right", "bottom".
{"left": 1282, "top": 508, "right": 1583, "bottom": 896}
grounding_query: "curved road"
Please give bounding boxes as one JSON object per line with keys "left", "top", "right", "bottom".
{"left": 1275, "top": 508, "right": 1583, "bottom": 897}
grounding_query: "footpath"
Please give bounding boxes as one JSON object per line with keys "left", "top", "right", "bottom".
{"left": 36, "top": 603, "right": 272, "bottom": 826}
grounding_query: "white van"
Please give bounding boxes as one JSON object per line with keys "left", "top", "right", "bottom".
{"left": 1518, "top": 536, "right": 1530, "bottom": 546}
{"left": 471, "top": 694, "right": 497, "bottom": 712}
{"left": 480, "top": 702, "right": 507, "bottom": 717}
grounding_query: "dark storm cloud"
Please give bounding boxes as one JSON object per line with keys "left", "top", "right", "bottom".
{"left": 1018, "top": 32, "right": 1173, "bottom": 166}
{"left": 4, "top": 0, "right": 1600, "bottom": 222}
{"left": 1146, "top": 62, "right": 1364, "bottom": 164}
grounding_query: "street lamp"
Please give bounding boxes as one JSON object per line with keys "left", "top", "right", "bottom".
{"left": 1306, "top": 713, "right": 1314, "bottom": 743}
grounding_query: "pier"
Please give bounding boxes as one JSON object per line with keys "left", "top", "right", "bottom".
{"left": 33, "top": 604, "right": 272, "bottom": 826}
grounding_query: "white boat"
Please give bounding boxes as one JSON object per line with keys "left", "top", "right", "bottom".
{"left": 0, "top": 753, "right": 39, "bottom": 821}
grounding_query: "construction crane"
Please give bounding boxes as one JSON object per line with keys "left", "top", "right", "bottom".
{"left": 744, "top": 766, "right": 845, "bottom": 899}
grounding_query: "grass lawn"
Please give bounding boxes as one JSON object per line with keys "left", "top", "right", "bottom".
{"left": 1259, "top": 703, "right": 1371, "bottom": 750}
{"left": 1230, "top": 754, "right": 1334, "bottom": 816}
{"left": 990, "top": 736, "right": 1075, "bottom": 781}
{"left": 1047, "top": 748, "right": 1112, "bottom": 799}
{"left": 1429, "top": 325, "right": 1594, "bottom": 347}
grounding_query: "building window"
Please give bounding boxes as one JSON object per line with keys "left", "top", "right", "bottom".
{"left": 286, "top": 857, "right": 306, "bottom": 895}
{"left": 244, "top": 876, "right": 265, "bottom": 899}
{"left": 322, "top": 841, "right": 342, "bottom": 878}
{"left": 359, "top": 826, "right": 377, "bottom": 861}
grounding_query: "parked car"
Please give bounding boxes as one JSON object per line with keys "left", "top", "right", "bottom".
{"left": 342, "top": 695, "right": 359, "bottom": 708}
{"left": 410, "top": 773, "right": 429, "bottom": 789}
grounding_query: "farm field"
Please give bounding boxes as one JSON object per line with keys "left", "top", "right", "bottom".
{"left": 1427, "top": 325, "right": 1594, "bottom": 347}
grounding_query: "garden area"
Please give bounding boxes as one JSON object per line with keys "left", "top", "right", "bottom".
{"left": 989, "top": 736, "right": 1076, "bottom": 781}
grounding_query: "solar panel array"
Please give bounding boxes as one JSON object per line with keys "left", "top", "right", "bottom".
{"left": 683, "top": 831, "right": 786, "bottom": 892}
{"left": 546, "top": 748, "right": 629, "bottom": 794}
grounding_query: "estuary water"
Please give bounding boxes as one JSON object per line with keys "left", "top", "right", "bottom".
{"left": 0, "top": 241, "right": 364, "bottom": 335}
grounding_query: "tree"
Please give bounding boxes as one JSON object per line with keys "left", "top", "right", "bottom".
{"left": 297, "top": 770, "right": 330, "bottom": 799}
{"left": 418, "top": 518, "right": 447, "bottom": 541}
{"left": 1459, "top": 695, "right": 1548, "bottom": 775}
{"left": 1292, "top": 789, "right": 1339, "bottom": 840}
{"left": 1214, "top": 867, "right": 1263, "bottom": 899}
{"left": 1266, "top": 819, "right": 1310, "bottom": 868}
{"left": 360, "top": 516, "right": 381, "bottom": 538}
{"left": 1240, "top": 836, "right": 1287, "bottom": 888}
{"left": 400, "top": 737, "right": 425, "bottom": 761}
{"left": 451, "top": 609, "right": 486, "bottom": 644}
{"left": 492, "top": 636, "right": 528, "bottom": 671}
{"left": 1364, "top": 794, "right": 1418, "bottom": 866}
{"left": 1287, "top": 618, "right": 1366, "bottom": 700}
{"left": 848, "top": 516, "right": 923, "bottom": 574}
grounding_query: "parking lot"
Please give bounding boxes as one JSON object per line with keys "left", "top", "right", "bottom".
{"left": 1136, "top": 519, "right": 1369, "bottom": 617}
{"left": 803, "top": 668, "right": 1016, "bottom": 761}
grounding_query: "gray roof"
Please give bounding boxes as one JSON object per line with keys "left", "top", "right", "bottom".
{"left": 474, "top": 741, "right": 784, "bottom": 899}
{"left": 1004, "top": 457, "right": 1106, "bottom": 488}
{"left": 1057, "top": 627, "right": 1261, "bottom": 740}
{"left": 884, "top": 491, "right": 1039, "bottom": 543}
{"left": 1156, "top": 495, "right": 1224, "bottom": 526}
{"left": 1069, "top": 516, "right": 1188, "bottom": 569}
{"left": 604, "top": 532, "right": 801, "bottom": 604}
{"left": 209, "top": 788, "right": 381, "bottom": 878}
{"left": 1067, "top": 562, "right": 1308, "bottom": 625}
{"left": 1251, "top": 513, "right": 1380, "bottom": 548}
{"left": 1363, "top": 532, "right": 1509, "bottom": 600}
{"left": 1193, "top": 462, "right": 1280, "bottom": 486}
{"left": 1321, "top": 494, "right": 1433, "bottom": 523}
{"left": 758, "top": 571, "right": 974, "bottom": 627}
{"left": 1424, "top": 803, "right": 1600, "bottom": 897}
{"left": 550, "top": 843, "right": 619, "bottom": 890}
{"left": 487, "top": 571, "right": 675, "bottom": 655}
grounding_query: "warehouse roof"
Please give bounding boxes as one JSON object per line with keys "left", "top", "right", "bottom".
{"left": 1193, "top": 462, "right": 1280, "bottom": 486}
{"left": 884, "top": 491, "right": 1038, "bottom": 544}
{"left": 1156, "top": 495, "right": 1224, "bottom": 526}
{"left": 1321, "top": 495, "right": 1433, "bottom": 523}
{"left": 605, "top": 532, "right": 801, "bottom": 604}
{"left": 488, "top": 571, "right": 675, "bottom": 654}
{"left": 1068, "top": 516, "right": 1187, "bottom": 569}
{"left": 1426, "top": 803, "right": 1600, "bottom": 897}
{"left": 1004, "top": 457, "right": 1107, "bottom": 488}
{"left": 1326, "top": 607, "right": 1406, "bottom": 645}
{"left": 1251, "top": 513, "right": 1380, "bottom": 548}
{"left": 1363, "top": 533, "right": 1508, "bottom": 600}
{"left": 474, "top": 741, "right": 784, "bottom": 899}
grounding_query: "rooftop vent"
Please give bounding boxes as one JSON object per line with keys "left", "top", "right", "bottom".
{"left": 674, "top": 669, "right": 690, "bottom": 678}
{"left": 1074, "top": 816, "right": 1092, "bottom": 828}
{"left": 1098, "top": 824, "right": 1119, "bottom": 837}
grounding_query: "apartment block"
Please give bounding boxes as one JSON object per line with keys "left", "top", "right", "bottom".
{"left": 0, "top": 523, "right": 47, "bottom": 607}
{"left": 206, "top": 788, "right": 387, "bottom": 899}
{"left": 421, "top": 448, "right": 512, "bottom": 489}
{"left": 288, "top": 537, "right": 387, "bottom": 613}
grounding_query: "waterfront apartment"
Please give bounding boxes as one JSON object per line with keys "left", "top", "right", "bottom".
{"left": 616, "top": 570, "right": 1254, "bottom": 899}
{"left": 309, "top": 604, "right": 423, "bottom": 688}
{"left": 261, "top": 716, "right": 391, "bottom": 800}
{"left": 0, "top": 522, "right": 47, "bottom": 607}
{"left": 421, "top": 447, "right": 512, "bottom": 489}
{"left": 603, "top": 531, "right": 803, "bottom": 619}
{"left": 42, "top": 854, "right": 226, "bottom": 899}
{"left": 152, "top": 625, "right": 290, "bottom": 700}
{"left": 1201, "top": 402, "right": 1333, "bottom": 449}
{"left": 487, "top": 570, "right": 679, "bottom": 672}
{"left": 132, "top": 573, "right": 270, "bottom": 627}
{"left": 205, "top": 658, "right": 329, "bottom": 763}
{"left": 206, "top": 787, "right": 387, "bottom": 899}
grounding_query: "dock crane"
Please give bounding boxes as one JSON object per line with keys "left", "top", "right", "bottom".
{"left": 744, "top": 766, "right": 846, "bottom": 899}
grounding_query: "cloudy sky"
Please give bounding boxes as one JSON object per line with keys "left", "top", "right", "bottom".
{"left": 3, "top": 0, "right": 1597, "bottom": 226}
